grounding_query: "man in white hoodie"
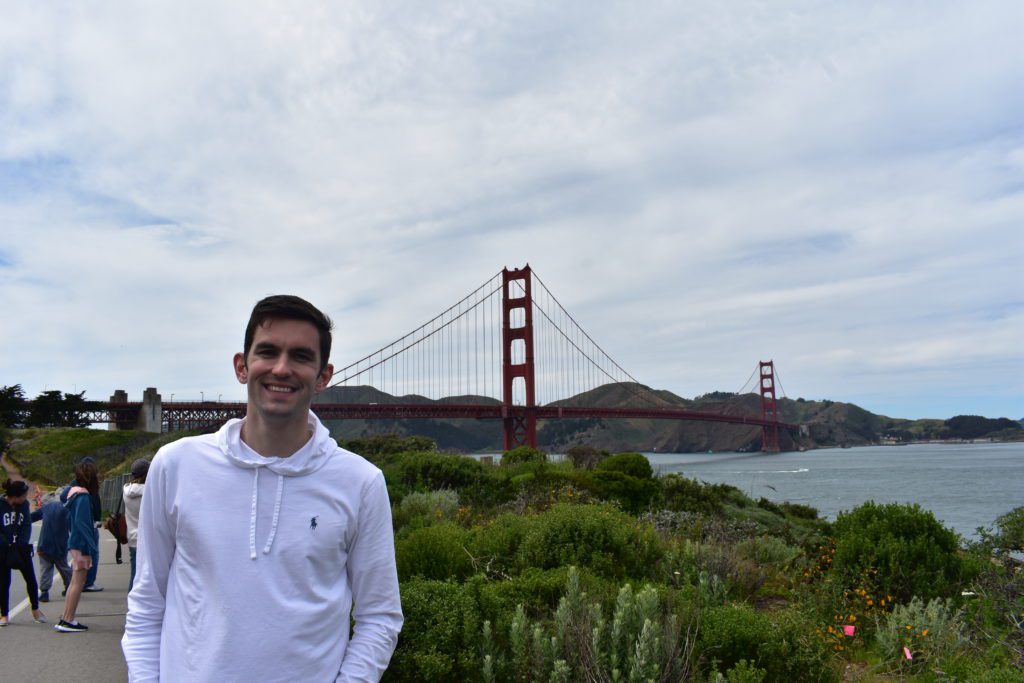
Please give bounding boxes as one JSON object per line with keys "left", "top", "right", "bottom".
{"left": 122, "top": 295, "right": 403, "bottom": 682}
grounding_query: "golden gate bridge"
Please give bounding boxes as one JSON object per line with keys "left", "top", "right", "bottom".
{"left": 74, "top": 266, "right": 799, "bottom": 452}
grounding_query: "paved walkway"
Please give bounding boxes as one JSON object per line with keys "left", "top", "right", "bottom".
{"left": 3, "top": 522, "right": 130, "bottom": 682}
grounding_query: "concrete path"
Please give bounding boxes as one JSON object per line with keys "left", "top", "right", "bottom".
{"left": 3, "top": 522, "right": 130, "bottom": 682}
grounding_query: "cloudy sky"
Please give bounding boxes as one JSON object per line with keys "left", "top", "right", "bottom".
{"left": 1, "top": 1, "right": 1022, "bottom": 421}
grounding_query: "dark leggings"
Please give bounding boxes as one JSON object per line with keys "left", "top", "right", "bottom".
{"left": 1, "top": 545, "right": 40, "bottom": 616}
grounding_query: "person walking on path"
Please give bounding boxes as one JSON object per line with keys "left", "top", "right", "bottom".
{"left": 123, "top": 294, "right": 403, "bottom": 682}
{"left": 1, "top": 478, "right": 46, "bottom": 626}
{"left": 30, "top": 499, "right": 72, "bottom": 602}
{"left": 61, "top": 456, "right": 104, "bottom": 593}
{"left": 55, "top": 462, "right": 100, "bottom": 633}
{"left": 122, "top": 459, "right": 148, "bottom": 592}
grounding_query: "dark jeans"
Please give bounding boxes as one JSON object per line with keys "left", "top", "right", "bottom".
{"left": 129, "top": 546, "right": 137, "bottom": 592}
{"left": 1, "top": 544, "right": 40, "bottom": 616}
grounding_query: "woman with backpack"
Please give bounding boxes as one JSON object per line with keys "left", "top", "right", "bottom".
{"left": 1, "top": 478, "right": 46, "bottom": 626}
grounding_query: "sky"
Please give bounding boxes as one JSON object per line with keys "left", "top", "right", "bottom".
{"left": 1, "top": 1, "right": 1022, "bottom": 421}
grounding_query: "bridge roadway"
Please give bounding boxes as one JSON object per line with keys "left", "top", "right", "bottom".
{"left": 4, "top": 522, "right": 128, "bottom": 682}
{"left": 82, "top": 400, "right": 799, "bottom": 430}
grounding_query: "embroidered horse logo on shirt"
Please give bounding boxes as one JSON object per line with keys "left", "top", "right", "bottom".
{"left": 310, "top": 515, "right": 319, "bottom": 530}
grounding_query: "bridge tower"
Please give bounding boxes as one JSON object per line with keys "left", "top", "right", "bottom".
{"left": 759, "top": 360, "right": 780, "bottom": 452}
{"left": 501, "top": 266, "right": 537, "bottom": 450}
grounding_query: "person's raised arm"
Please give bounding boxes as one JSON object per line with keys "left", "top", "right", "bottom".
{"left": 122, "top": 451, "right": 176, "bottom": 682}
{"left": 336, "top": 472, "right": 403, "bottom": 682}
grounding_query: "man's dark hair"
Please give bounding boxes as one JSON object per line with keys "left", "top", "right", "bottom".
{"left": 243, "top": 295, "right": 333, "bottom": 372}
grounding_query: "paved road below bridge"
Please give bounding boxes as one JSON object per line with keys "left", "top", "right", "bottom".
{"left": 4, "top": 522, "right": 129, "bottom": 682}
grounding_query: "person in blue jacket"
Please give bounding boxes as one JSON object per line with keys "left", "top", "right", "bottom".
{"left": 1, "top": 478, "right": 46, "bottom": 626}
{"left": 54, "top": 462, "right": 99, "bottom": 633}
{"left": 60, "top": 456, "right": 103, "bottom": 593}
{"left": 30, "top": 500, "right": 71, "bottom": 602}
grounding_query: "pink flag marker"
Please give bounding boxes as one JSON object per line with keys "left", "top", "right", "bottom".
{"left": 904, "top": 647, "right": 913, "bottom": 660}
{"left": 843, "top": 625, "right": 855, "bottom": 637}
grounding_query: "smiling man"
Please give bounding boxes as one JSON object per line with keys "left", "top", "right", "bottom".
{"left": 122, "top": 295, "right": 402, "bottom": 682}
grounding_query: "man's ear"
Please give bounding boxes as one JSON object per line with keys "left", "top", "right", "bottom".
{"left": 315, "top": 363, "right": 334, "bottom": 392}
{"left": 233, "top": 352, "right": 248, "bottom": 384}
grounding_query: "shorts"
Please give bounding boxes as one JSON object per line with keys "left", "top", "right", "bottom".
{"left": 70, "top": 549, "right": 93, "bottom": 571}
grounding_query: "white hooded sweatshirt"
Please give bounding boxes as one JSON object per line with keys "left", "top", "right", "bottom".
{"left": 122, "top": 412, "right": 402, "bottom": 682}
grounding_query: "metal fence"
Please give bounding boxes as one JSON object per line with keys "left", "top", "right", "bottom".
{"left": 100, "top": 473, "right": 132, "bottom": 515}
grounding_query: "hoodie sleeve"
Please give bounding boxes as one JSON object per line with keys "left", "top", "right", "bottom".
{"left": 336, "top": 471, "right": 403, "bottom": 682}
{"left": 122, "top": 450, "right": 177, "bottom": 683}
{"left": 16, "top": 501, "right": 32, "bottom": 544}
{"left": 68, "top": 495, "right": 98, "bottom": 555}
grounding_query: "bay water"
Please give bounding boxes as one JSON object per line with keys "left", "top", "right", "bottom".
{"left": 645, "top": 442, "right": 1023, "bottom": 540}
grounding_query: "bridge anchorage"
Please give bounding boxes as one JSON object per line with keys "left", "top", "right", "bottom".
{"left": 87, "top": 265, "right": 801, "bottom": 452}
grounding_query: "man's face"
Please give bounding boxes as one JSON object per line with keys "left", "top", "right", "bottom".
{"left": 233, "top": 319, "right": 334, "bottom": 425}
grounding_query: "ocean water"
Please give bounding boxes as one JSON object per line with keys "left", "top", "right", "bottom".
{"left": 645, "top": 442, "right": 1024, "bottom": 539}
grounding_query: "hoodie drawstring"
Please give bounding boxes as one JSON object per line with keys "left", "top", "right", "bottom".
{"left": 249, "top": 469, "right": 285, "bottom": 560}
{"left": 249, "top": 469, "right": 260, "bottom": 560}
{"left": 263, "top": 474, "right": 284, "bottom": 555}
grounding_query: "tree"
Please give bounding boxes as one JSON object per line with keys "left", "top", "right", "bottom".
{"left": 0, "top": 384, "right": 27, "bottom": 428}
{"left": 26, "top": 390, "right": 92, "bottom": 428}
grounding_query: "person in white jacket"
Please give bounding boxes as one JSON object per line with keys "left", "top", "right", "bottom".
{"left": 122, "top": 458, "right": 149, "bottom": 592}
{"left": 122, "top": 295, "right": 403, "bottom": 682}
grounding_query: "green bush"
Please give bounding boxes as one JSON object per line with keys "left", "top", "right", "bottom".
{"left": 392, "top": 489, "right": 460, "bottom": 534}
{"left": 395, "top": 523, "right": 474, "bottom": 581}
{"left": 832, "top": 501, "right": 966, "bottom": 603}
{"left": 660, "top": 474, "right": 734, "bottom": 516}
{"left": 479, "top": 567, "right": 699, "bottom": 683}
{"left": 468, "top": 567, "right": 618, "bottom": 641}
{"left": 385, "top": 578, "right": 480, "bottom": 682}
{"left": 501, "top": 446, "right": 547, "bottom": 466}
{"left": 596, "top": 452, "right": 653, "bottom": 479}
{"left": 993, "top": 506, "right": 1024, "bottom": 553}
{"left": 875, "top": 596, "right": 966, "bottom": 675}
{"left": 565, "top": 445, "right": 606, "bottom": 470}
{"left": 780, "top": 501, "right": 819, "bottom": 520}
{"left": 469, "top": 503, "right": 663, "bottom": 581}
{"left": 700, "top": 604, "right": 838, "bottom": 682}
{"left": 387, "top": 451, "right": 486, "bottom": 493}
{"left": 342, "top": 433, "right": 437, "bottom": 459}
{"left": 590, "top": 470, "right": 660, "bottom": 513}
{"left": 514, "top": 503, "right": 663, "bottom": 580}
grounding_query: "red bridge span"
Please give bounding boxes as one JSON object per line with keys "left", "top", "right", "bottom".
{"left": 86, "top": 266, "right": 801, "bottom": 452}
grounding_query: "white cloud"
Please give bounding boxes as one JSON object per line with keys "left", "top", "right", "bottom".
{"left": 0, "top": 0, "right": 1021, "bottom": 420}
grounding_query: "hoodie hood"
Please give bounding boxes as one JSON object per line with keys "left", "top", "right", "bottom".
{"left": 216, "top": 410, "right": 336, "bottom": 477}
{"left": 215, "top": 411, "right": 338, "bottom": 560}
{"left": 65, "top": 485, "right": 90, "bottom": 502}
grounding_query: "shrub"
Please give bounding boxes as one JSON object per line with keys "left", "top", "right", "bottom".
{"left": 660, "top": 474, "right": 733, "bottom": 516}
{"left": 343, "top": 433, "right": 437, "bottom": 459}
{"left": 565, "top": 445, "right": 606, "bottom": 470}
{"left": 700, "top": 604, "right": 838, "bottom": 682}
{"left": 470, "top": 503, "right": 663, "bottom": 581}
{"left": 388, "top": 451, "right": 485, "bottom": 493}
{"left": 514, "top": 503, "right": 663, "bottom": 580}
{"left": 468, "top": 567, "right": 618, "bottom": 642}
{"left": 780, "top": 501, "right": 819, "bottom": 520}
{"left": 735, "top": 536, "right": 800, "bottom": 567}
{"left": 395, "top": 523, "right": 474, "bottom": 581}
{"left": 392, "top": 489, "right": 460, "bottom": 533}
{"left": 385, "top": 578, "right": 479, "bottom": 682}
{"left": 480, "top": 567, "right": 699, "bottom": 683}
{"left": 596, "top": 452, "right": 653, "bottom": 479}
{"left": 590, "top": 470, "right": 660, "bottom": 513}
{"left": 993, "top": 506, "right": 1024, "bottom": 553}
{"left": 875, "top": 596, "right": 966, "bottom": 675}
{"left": 831, "top": 501, "right": 966, "bottom": 603}
{"left": 501, "top": 446, "right": 547, "bottom": 466}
